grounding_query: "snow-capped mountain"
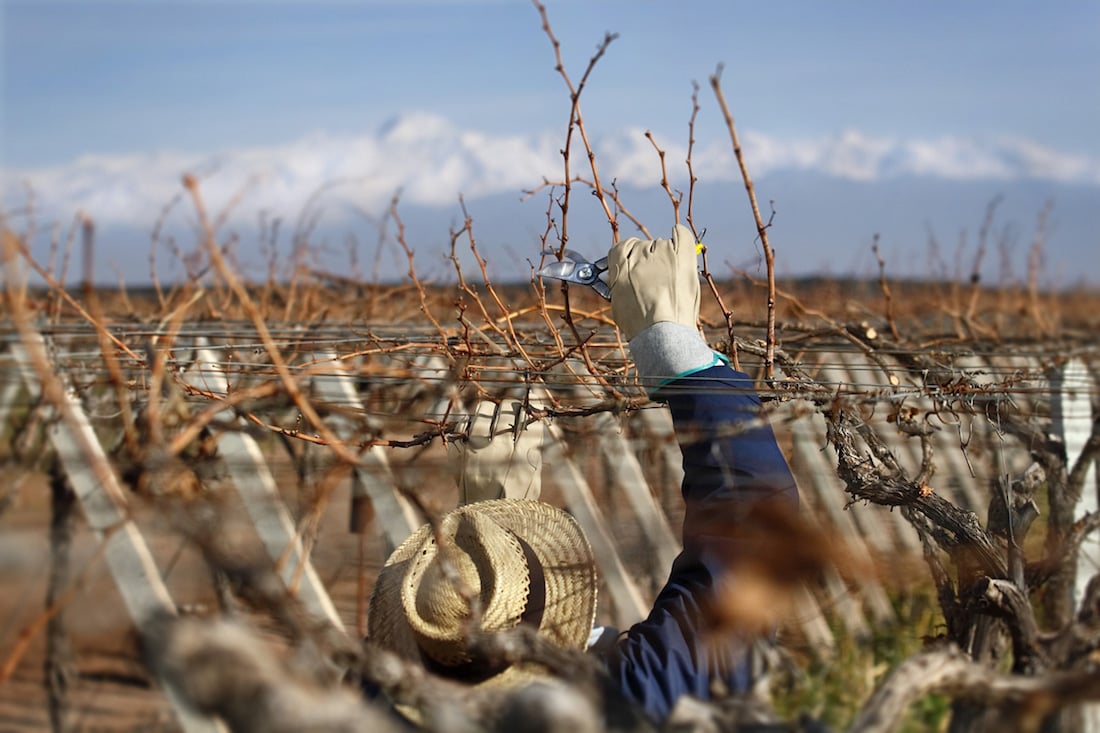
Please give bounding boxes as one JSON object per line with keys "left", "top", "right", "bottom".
{"left": 3, "top": 113, "right": 1097, "bottom": 284}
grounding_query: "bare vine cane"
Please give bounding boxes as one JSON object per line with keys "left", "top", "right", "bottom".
{"left": 709, "top": 66, "right": 777, "bottom": 381}
{"left": 534, "top": 0, "right": 622, "bottom": 377}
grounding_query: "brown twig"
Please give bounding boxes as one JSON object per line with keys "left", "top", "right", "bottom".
{"left": 1026, "top": 201, "right": 1054, "bottom": 335}
{"left": 870, "top": 234, "right": 901, "bottom": 341}
{"left": 685, "top": 82, "right": 702, "bottom": 238}
{"left": 8, "top": 231, "right": 141, "bottom": 361}
{"left": 524, "top": 175, "right": 651, "bottom": 238}
{"left": 534, "top": 1, "right": 619, "bottom": 243}
{"left": 699, "top": 246, "right": 740, "bottom": 369}
{"left": 710, "top": 65, "right": 777, "bottom": 380}
{"left": 645, "top": 130, "right": 682, "bottom": 222}
{"left": 80, "top": 216, "right": 142, "bottom": 455}
{"left": 388, "top": 194, "right": 456, "bottom": 356}
{"left": 182, "top": 175, "right": 359, "bottom": 467}
{"left": 455, "top": 197, "right": 536, "bottom": 368}
{"left": 963, "top": 195, "right": 1003, "bottom": 329}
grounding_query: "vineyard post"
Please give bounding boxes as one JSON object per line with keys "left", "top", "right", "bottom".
{"left": 10, "top": 336, "right": 224, "bottom": 733}
{"left": 1053, "top": 358, "right": 1100, "bottom": 600}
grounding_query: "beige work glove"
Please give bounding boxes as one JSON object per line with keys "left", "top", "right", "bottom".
{"left": 608, "top": 224, "right": 701, "bottom": 340}
{"left": 608, "top": 224, "right": 723, "bottom": 390}
{"left": 449, "top": 399, "right": 544, "bottom": 503}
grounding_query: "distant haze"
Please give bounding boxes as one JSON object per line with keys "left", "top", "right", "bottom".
{"left": 4, "top": 114, "right": 1097, "bottom": 287}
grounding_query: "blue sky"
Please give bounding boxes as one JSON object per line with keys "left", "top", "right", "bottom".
{"left": 5, "top": 0, "right": 1098, "bottom": 164}
{"left": 2, "top": 0, "right": 1098, "bottom": 283}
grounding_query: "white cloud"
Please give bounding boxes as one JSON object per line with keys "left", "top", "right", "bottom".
{"left": 714, "top": 129, "right": 1100, "bottom": 185}
{"left": 3, "top": 113, "right": 1098, "bottom": 234}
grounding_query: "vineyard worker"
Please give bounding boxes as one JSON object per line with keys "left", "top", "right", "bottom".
{"left": 367, "top": 225, "right": 799, "bottom": 725}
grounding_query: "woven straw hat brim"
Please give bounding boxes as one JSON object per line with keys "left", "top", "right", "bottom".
{"left": 368, "top": 499, "right": 597, "bottom": 684}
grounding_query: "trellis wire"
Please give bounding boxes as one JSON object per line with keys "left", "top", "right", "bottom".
{"left": 1, "top": 321, "right": 1097, "bottom": 729}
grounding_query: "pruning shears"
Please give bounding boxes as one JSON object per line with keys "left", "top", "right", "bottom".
{"left": 538, "top": 238, "right": 706, "bottom": 301}
{"left": 538, "top": 249, "right": 611, "bottom": 300}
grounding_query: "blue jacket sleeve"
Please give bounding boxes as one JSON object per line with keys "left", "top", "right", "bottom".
{"left": 602, "top": 364, "right": 798, "bottom": 722}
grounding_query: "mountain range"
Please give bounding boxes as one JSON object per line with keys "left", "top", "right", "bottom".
{"left": 3, "top": 113, "right": 1097, "bottom": 286}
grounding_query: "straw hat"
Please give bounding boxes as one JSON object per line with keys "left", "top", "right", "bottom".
{"left": 368, "top": 499, "right": 598, "bottom": 685}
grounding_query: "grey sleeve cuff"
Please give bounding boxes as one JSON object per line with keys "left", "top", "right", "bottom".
{"left": 627, "top": 322, "right": 725, "bottom": 392}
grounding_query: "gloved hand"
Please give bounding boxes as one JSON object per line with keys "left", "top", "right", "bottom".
{"left": 608, "top": 223, "right": 701, "bottom": 340}
{"left": 449, "top": 399, "right": 544, "bottom": 503}
{"left": 608, "top": 224, "right": 723, "bottom": 390}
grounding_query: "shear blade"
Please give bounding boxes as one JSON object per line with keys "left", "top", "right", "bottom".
{"left": 540, "top": 247, "right": 587, "bottom": 260}
{"left": 538, "top": 249, "right": 611, "bottom": 300}
{"left": 537, "top": 260, "right": 579, "bottom": 280}
{"left": 589, "top": 279, "right": 612, "bottom": 300}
